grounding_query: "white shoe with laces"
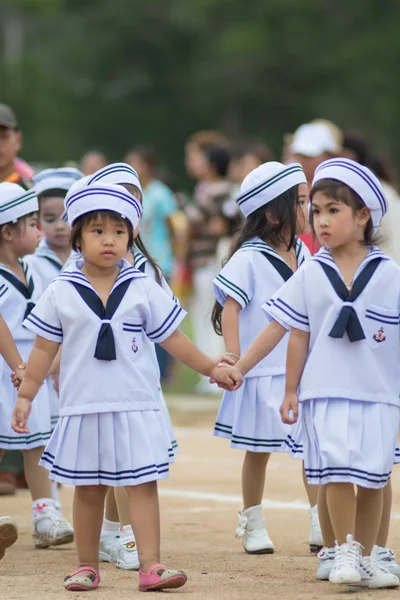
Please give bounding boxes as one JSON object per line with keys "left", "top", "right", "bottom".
{"left": 358, "top": 553, "right": 399, "bottom": 589}
{"left": 316, "top": 546, "right": 335, "bottom": 580}
{"left": 371, "top": 546, "right": 400, "bottom": 577}
{"left": 329, "top": 534, "right": 361, "bottom": 584}
{"left": 99, "top": 531, "right": 119, "bottom": 562}
{"left": 32, "top": 499, "right": 74, "bottom": 549}
{"left": 115, "top": 537, "right": 140, "bottom": 570}
{"left": 236, "top": 505, "right": 274, "bottom": 554}
{"left": 308, "top": 505, "right": 323, "bottom": 553}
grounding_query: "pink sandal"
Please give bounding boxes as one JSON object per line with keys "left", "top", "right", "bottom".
{"left": 64, "top": 566, "right": 100, "bottom": 592}
{"left": 138, "top": 563, "right": 187, "bottom": 592}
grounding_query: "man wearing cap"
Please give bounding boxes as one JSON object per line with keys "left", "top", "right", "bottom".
{"left": 0, "top": 104, "right": 32, "bottom": 495}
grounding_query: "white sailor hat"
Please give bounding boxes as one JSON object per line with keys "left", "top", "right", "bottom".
{"left": 33, "top": 168, "right": 83, "bottom": 196}
{"left": 236, "top": 162, "right": 307, "bottom": 217}
{"left": 64, "top": 183, "right": 142, "bottom": 230}
{"left": 312, "top": 158, "right": 388, "bottom": 232}
{"left": 0, "top": 183, "right": 38, "bottom": 225}
{"left": 86, "top": 163, "right": 142, "bottom": 197}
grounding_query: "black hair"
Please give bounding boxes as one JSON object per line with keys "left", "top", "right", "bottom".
{"left": 203, "top": 144, "right": 231, "bottom": 178}
{"left": 134, "top": 233, "right": 162, "bottom": 284}
{"left": 211, "top": 185, "right": 299, "bottom": 335}
{"left": 310, "top": 179, "right": 375, "bottom": 245}
{"left": 0, "top": 211, "right": 37, "bottom": 244}
{"left": 342, "top": 131, "right": 371, "bottom": 167}
{"left": 70, "top": 210, "right": 134, "bottom": 252}
{"left": 38, "top": 189, "right": 67, "bottom": 201}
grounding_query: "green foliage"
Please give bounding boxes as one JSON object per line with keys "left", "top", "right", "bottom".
{"left": 1, "top": 0, "right": 399, "bottom": 177}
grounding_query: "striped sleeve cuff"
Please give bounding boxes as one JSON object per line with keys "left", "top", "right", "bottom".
{"left": 24, "top": 313, "right": 63, "bottom": 342}
{"left": 146, "top": 304, "right": 187, "bottom": 343}
{"left": 262, "top": 297, "right": 310, "bottom": 332}
{"left": 213, "top": 274, "right": 249, "bottom": 309}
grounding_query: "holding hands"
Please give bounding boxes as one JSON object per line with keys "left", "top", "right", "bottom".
{"left": 10, "top": 362, "right": 26, "bottom": 389}
{"left": 280, "top": 392, "right": 299, "bottom": 424}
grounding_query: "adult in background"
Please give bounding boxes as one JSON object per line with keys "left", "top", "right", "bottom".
{"left": 125, "top": 147, "right": 184, "bottom": 382}
{"left": 289, "top": 120, "right": 343, "bottom": 254}
{"left": 185, "top": 131, "right": 233, "bottom": 393}
{"left": 80, "top": 150, "right": 108, "bottom": 176}
{"left": 0, "top": 104, "right": 31, "bottom": 495}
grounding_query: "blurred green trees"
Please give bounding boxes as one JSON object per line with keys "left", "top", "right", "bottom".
{"left": 1, "top": 0, "right": 399, "bottom": 177}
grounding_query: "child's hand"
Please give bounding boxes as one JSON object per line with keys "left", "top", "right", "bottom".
{"left": 280, "top": 393, "right": 299, "bottom": 424}
{"left": 209, "top": 354, "right": 238, "bottom": 383}
{"left": 50, "top": 371, "right": 60, "bottom": 395}
{"left": 11, "top": 397, "right": 32, "bottom": 434}
{"left": 10, "top": 362, "right": 26, "bottom": 389}
{"left": 210, "top": 365, "right": 242, "bottom": 391}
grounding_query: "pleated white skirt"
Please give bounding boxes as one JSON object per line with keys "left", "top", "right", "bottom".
{"left": 214, "top": 375, "right": 290, "bottom": 453}
{"left": 39, "top": 410, "right": 175, "bottom": 487}
{"left": 47, "top": 379, "right": 59, "bottom": 430}
{"left": 302, "top": 398, "right": 399, "bottom": 489}
{"left": 0, "top": 373, "right": 51, "bottom": 450}
{"left": 159, "top": 388, "right": 179, "bottom": 452}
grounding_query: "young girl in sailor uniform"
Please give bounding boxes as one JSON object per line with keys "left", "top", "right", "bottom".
{"left": 211, "top": 162, "right": 323, "bottom": 554}
{"left": 82, "top": 164, "right": 181, "bottom": 572}
{"left": 230, "top": 158, "right": 400, "bottom": 589}
{"left": 25, "top": 168, "right": 83, "bottom": 433}
{"left": 0, "top": 182, "right": 73, "bottom": 549}
{"left": 12, "top": 183, "right": 240, "bottom": 592}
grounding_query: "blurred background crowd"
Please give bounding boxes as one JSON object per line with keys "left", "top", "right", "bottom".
{"left": 1, "top": 0, "right": 400, "bottom": 396}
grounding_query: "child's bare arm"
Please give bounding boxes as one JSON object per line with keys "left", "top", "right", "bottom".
{"left": 12, "top": 336, "right": 60, "bottom": 433}
{"left": 0, "top": 314, "right": 24, "bottom": 371}
{"left": 221, "top": 297, "right": 241, "bottom": 361}
{"left": 280, "top": 328, "right": 310, "bottom": 424}
{"left": 234, "top": 320, "right": 287, "bottom": 376}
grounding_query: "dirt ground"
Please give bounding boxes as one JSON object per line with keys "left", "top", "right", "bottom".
{"left": 1, "top": 402, "right": 400, "bottom": 600}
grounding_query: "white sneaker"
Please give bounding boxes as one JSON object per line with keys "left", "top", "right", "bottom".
{"left": 316, "top": 547, "right": 335, "bottom": 580}
{"left": 372, "top": 546, "right": 400, "bottom": 577}
{"left": 236, "top": 505, "right": 274, "bottom": 554}
{"left": 115, "top": 537, "right": 140, "bottom": 570}
{"left": 329, "top": 534, "right": 361, "bottom": 584}
{"left": 32, "top": 500, "right": 74, "bottom": 548}
{"left": 308, "top": 505, "right": 323, "bottom": 553}
{"left": 99, "top": 531, "right": 119, "bottom": 562}
{"left": 359, "top": 554, "right": 399, "bottom": 589}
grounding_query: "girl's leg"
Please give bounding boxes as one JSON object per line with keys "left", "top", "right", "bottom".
{"left": 115, "top": 486, "right": 130, "bottom": 527}
{"left": 104, "top": 487, "right": 119, "bottom": 523}
{"left": 74, "top": 485, "right": 108, "bottom": 570}
{"left": 302, "top": 463, "right": 318, "bottom": 506}
{"left": 22, "top": 447, "right": 51, "bottom": 500}
{"left": 242, "top": 451, "right": 270, "bottom": 508}
{"left": 125, "top": 481, "right": 160, "bottom": 572}
{"left": 318, "top": 485, "right": 336, "bottom": 548}
{"left": 326, "top": 482, "right": 356, "bottom": 544}
{"left": 355, "top": 486, "right": 383, "bottom": 556}
{"left": 376, "top": 479, "right": 391, "bottom": 548}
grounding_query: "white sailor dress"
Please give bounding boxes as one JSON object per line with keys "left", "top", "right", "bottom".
{"left": 133, "top": 248, "right": 179, "bottom": 453}
{"left": 24, "top": 259, "right": 186, "bottom": 487}
{"left": 213, "top": 237, "right": 309, "bottom": 453}
{"left": 264, "top": 247, "right": 400, "bottom": 488}
{"left": 24, "top": 239, "right": 76, "bottom": 429}
{"left": 0, "top": 261, "right": 51, "bottom": 449}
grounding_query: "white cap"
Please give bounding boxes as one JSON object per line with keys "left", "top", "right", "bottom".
{"left": 312, "top": 158, "right": 388, "bottom": 232}
{"left": 64, "top": 183, "right": 142, "bottom": 230}
{"left": 33, "top": 168, "right": 83, "bottom": 196}
{"left": 291, "top": 123, "right": 340, "bottom": 158}
{"left": 0, "top": 183, "right": 38, "bottom": 225}
{"left": 236, "top": 162, "right": 307, "bottom": 217}
{"left": 86, "top": 163, "right": 142, "bottom": 198}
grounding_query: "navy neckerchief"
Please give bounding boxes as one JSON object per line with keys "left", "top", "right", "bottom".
{"left": 316, "top": 257, "right": 382, "bottom": 342}
{"left": 71, "top": 279, "right": 131, "bottom": 361}
{"left": 260, "top": 252, "right": 293, "bottom": 282}
{"left": 0, "top": 265, "right": 35, "bottom": 319}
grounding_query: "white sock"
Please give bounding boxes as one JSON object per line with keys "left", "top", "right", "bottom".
{"left": 119, "top": 524, "right": 134, "bottom": 538}
{"left": 101, "top": 518, "right": 120, "bottom": 536}
{"left": 32, "top": 498, "right": 55, "bottom": 535}
{"left": 32, "top": 498, "right": 55, "bottom": 514}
